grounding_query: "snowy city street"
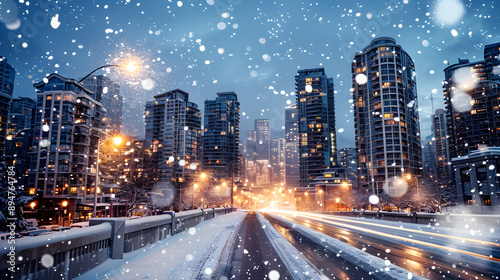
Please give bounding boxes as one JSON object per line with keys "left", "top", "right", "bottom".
{"left": 2, "top": 0, "right": 500, "bottom": 279}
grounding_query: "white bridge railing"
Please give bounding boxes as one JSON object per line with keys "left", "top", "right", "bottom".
{"left": 0, "top": 207, "right": 235, "bottom": 280}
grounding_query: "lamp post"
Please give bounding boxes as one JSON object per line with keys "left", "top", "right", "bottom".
{"left": 336, "top": 197, "right": 340, "bottom": 212}
{"left": 93, "top": 136, "right": 122, "bottom": 218}
{"left": 192, "top": 184, "right": 198, "bottom": 209}
{"left": 78, "top": 61, "right": 137, "bottom": 218}
{"left": 318, "top": 189, "right": 324, "bottom": 212}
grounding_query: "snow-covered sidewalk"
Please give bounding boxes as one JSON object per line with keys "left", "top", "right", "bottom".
{"left": 77, "top": 210, "right": 246, "bottom": 280}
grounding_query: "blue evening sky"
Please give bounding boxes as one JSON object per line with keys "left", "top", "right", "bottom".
{"left": 1, "top": 0, "right": 499, "bottom": 148}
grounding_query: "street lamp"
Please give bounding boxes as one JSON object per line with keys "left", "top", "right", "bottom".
{"left": 336, "top": 197, "right": 340, "bottom": 211}
{"left": 93, "top": 136, "right": 123, "bottom": 218}
{"left": 192, "top": 183, "right": 198, "bottom": 209}
{"left": 79, "top": 60, "right": 140, "bottom": 82}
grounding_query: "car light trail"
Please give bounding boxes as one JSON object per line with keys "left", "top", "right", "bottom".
{"left": 274, "top": 211, "right": 500, "bottom": 262}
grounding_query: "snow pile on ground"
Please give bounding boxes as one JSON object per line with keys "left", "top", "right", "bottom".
{"left": 76, "top": 210, "right": 246, "bottom": 280}
{"left": 265, "top": 212, "right": 427, "bottom": 280}
{"left": 256, "top": 212, "right": 327, "bottom": 280}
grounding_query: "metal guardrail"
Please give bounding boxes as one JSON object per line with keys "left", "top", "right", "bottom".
{"left": 0, "top": 223, "right": 112, "bottom": 280}
{"left": 0, "top": 207, "right": 236, "bottom": 280}
{"left": 326, "top": 210, "right": 500, "bottom": 227}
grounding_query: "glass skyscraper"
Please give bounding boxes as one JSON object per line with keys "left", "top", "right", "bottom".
{"left": 284, "top": 105, "right": 299, "bottom": 188}
{"left": 145, "top": 89, "right": 201, "bottom": 183}
{"left": 295, "top": 68, "right": 337, "bottom": 187}
{"left": 203, "top": 92, "right": 240, "bottom": 180}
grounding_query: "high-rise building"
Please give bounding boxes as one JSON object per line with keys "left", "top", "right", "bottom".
{"left": 295, "top": 68, "right": 337, "bottom": 187}
{"left": 254, "top": 119, "right": 270, "bottom": 160}
{"left": 202, "top": 92, "right": 240, "bottom": 180}
{"left": 29, "top": 74, "right": 107, "bottom": 222}
{"left": 5, "top": 97, "right": 36, "bottom": 186}
{"left": 338, "top": 147, "right": 357, "bottom": 172}
{"left": 422, "top": 135, "right": 437, "bottom": 179}
{"left": 7, "top": 97, "right": 36, "bottom": 136}
{"left": 285, "top": 105, "right": 299, "bottom": 188}
{"left": 270, "top": 138, "right": 285, "bottom": 187}
{"left": 4, "top": 128, "right": 33, "bottom": 189}
{"left": 443, "top": 42, "right": 500, "bottom": 159}
{"left": 246, "top": 120, "right": 271, "bottom": 187}
{"left": 432, "top": 109, "right": 451, "bottom": 182}
{"left": 352, "top": 37, "right": 422, "bottom": 195}
{"left": 145, "top": 89, "right": 201, "bottom": 184}
{"left": 81, "top": 75, "right": 123, "bottom": 135}
{"left": 0, "top": 56, "right": 15, "bottom": 157}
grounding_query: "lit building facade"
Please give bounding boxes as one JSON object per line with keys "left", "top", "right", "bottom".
{"left": 145, "top": 89, "right": 201, "bottom": 184}
{"left": 254, "top": 119, "right": 270, "bottom": 160}
{"left": 443, "top": 42, "right": 500, "bottom": 159}
{"left": 29, "top": 74, "right": 107, "bottom": 222}
{"left": 7, "top": 97, "right": 36, "bottom": 136}
{"left": 295, "top": 68, "right": 337, "bottom": 187}
{"left": 352, "top": 37, "right": 422, "bottom": 195}
{"left": 285, "top": 105, "right": 300, "bottom": 188}
{"left": 422, "top": 135, "right": 437, "bottom": 179}
{"left": 338, "top": 147, "right": 357, "bottom": 172}
{"left": 270, "top": 138, "right": 285, "bottom": 187}
{"left": 81, "top": 75, "right": 123, "bottom": 135}
{"left": 202, "top": 92, "right": 240, "bottom": 180}
{"left": 0, "top": 56, "right": 15, "bottom": 157}
{"left": 246, "top": 120, "right": 271, "bottom": 187}
{"left": 5, "top": 97, "right": 36, "bottom": 187}
{"left": 452, "top": 147, "right": 500, "bottom": 214}
{"left": 432, "top": 109, "right": 451, "bottom": 182}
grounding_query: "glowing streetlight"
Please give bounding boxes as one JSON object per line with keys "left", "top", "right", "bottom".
{"left": 113, "top": 136, "right": 123, "bottom": 146}
{"left": 79, "top": 59, "right": 141, "bottom": 82}
{"left": 62, "top": 200, "right": 68, "bottom": 207}
{"left": 124, "top": 61, "right": 138, "bottom": 72}
{"left": 30, "top": 202, "right": 36, "bottom": 209}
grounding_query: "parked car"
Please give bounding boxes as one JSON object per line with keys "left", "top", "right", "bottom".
{"left": 39, "top": 225, "right": 60, "bottom": 230}
{"left": 24, "top": 218, "right": 38, "bottom": 230}
{"left": 70, "top": 222, "right": 89, "bottom": 228}
{"left": 0, "top": 232, "right": 22, "bottom": 242}
{"left": 52, "top": 226, "right": 70, "bottom": 231}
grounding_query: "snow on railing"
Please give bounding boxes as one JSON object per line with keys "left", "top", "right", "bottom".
{"left": 0, "top": 207, "right": 235, "bottom": 280}
{"left": 0, "top": 223, "right": 112, "bottom": 280}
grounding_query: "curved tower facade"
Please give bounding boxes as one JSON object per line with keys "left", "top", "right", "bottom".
{"left": 352, "top": 37, "right": 422, "bottom": 195}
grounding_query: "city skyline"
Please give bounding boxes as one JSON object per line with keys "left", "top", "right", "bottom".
{"left": 1, "top": 1, "right": 499, "bottom": 149}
